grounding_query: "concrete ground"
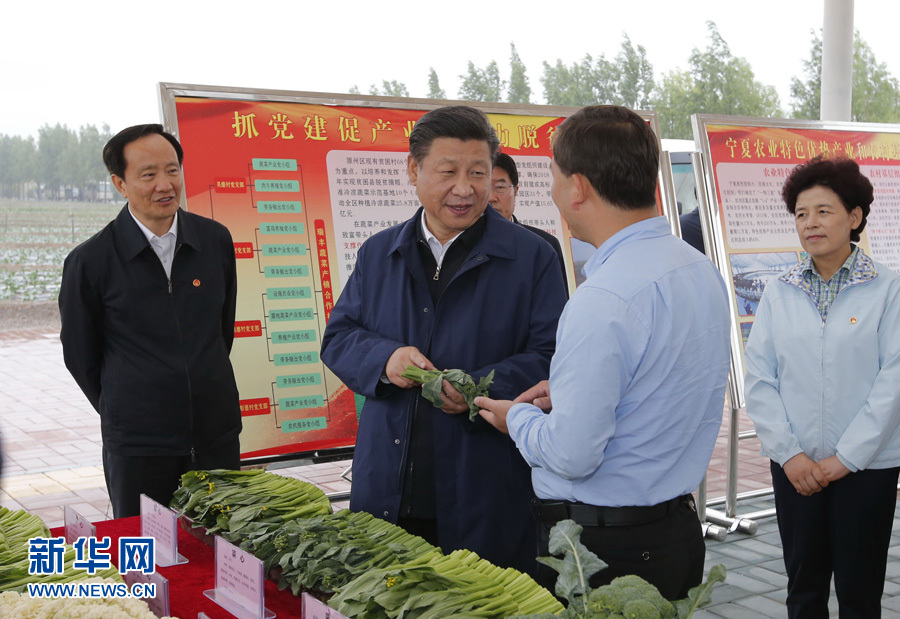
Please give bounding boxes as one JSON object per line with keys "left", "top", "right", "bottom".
{"left": 2, "top": 327, "right": 899, "bottom": 617}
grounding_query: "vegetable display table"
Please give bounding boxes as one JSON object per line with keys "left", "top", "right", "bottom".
{"left": 52, "top": 516, "right": 306, "bottom": 619}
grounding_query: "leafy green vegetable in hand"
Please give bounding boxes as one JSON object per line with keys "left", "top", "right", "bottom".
{"left": 401, "top": 365, "right": 495, "bottom": 421}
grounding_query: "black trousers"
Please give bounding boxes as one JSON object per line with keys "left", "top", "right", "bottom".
{"left": 534, "top": 495, "right": 705, "bottom": 601}
{"left": 772, "top": 461, "right": 899, "bottom": 619}
{"left": 102, "top": 438, "right": 241, "bottom": 519}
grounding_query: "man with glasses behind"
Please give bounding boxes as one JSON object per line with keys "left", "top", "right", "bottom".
{"left": 490, "top": 153, "right": 568, "bottom": 291}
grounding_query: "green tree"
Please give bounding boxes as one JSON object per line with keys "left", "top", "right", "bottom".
{"left": 789, "top": 33, "right": 821, "bottom": 120}
{"left": 37, "top": 124, "right": 78, "bottom": 199}
{"left": 507, "top": 43, "right": 531, "bottom": 104}
{"left": 541, "top": 53, "right": 616, "bottom": 106}
{"left": 0, "top": 134, "right": 38, "bottom": 199}
{"left": 652, "top": 21, "right": 781, "bottom": 138}
{"left": 368, "top": 80, "right": 409, "bottom": 97}
{"left": 59, "top": 128, "right": 82, "bottom": 193}
{"left": 458, "top": 60, "right": 505, "bottom": 102}
{"left": 613, "top": 34, "right": 654, "bottom": 110}
{"left": 75, "top": 124, "right": 111, "bottom": 201}
{"left": 790, "top": 30, "right": 900, "bottom": 123}
{"left": 541, "top": 35, "right": 651, "bottom": 108}
{"left": 0, "top": 135, "right": 16, "bottom": 197}
{"left": 427, "top": 67, "right": 446, "bottom": 99}
{"left": 652, "top": 70, "right": 697, "bottom": 139}
{"left": 1, "top": 123, "right": 112, "bottom": 200}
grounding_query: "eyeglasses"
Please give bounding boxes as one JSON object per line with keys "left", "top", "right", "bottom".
{"left": 491, "top": 183, "right": 514, "bottom": 195}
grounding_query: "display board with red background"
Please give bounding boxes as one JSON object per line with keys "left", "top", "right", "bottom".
{"left": 692, "top": 115, "right": 900, "bottom": 407}
{"left": 158, "top": 85, "right": 668, "bottom": 461}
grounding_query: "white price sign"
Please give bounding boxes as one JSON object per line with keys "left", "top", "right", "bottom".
{"left": 123, "top": 570, "right": 170, "bottom": 618}
{"left": 204, "top": 536, "right": 274, "bottom": 619}
{"left": 139, "top": 494, "right": 187, "bottom": 567}
{"left": 63, "top": 505, "right": 95, "bottom": 545}
{"left": 302, "top": 592, "right": 349, "bottom": 619}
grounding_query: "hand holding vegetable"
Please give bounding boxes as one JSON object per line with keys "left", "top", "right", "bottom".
{"left": 385, "top": 346, "right": 434, "bottom": 388}
{"left": 435, "top": 380, "right": 469, "bottom": 415}
{"left": 402, "top": 366, "right": 495, "bottom": 421}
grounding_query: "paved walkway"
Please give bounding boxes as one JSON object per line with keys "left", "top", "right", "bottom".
{"left": 2, "top": 329, "right": 899, "bottom": 617}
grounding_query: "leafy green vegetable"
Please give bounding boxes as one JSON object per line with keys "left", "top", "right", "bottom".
{"left": 672, "top": 564, "right": 726, "bottom": 619}
{"left": 401, "top": 365, "right": 495, "bottom": 421}
{"left": 328, "top": 548, "right": 563, "bottom": 618}
{"left": 509, "top": 519, "right": 726, "bottom": 619}
{"left": 534, "top": 519, "right": 606, "bottom": 616}
{"left": 0, "top": 507, "right": 50, "bottom": 591}
{"left": 170, "top": 469, "right": 332, "bottom": 542}
{"left": 238, "top": 509, "right": 437, "bottom": 594}
{"left": 588, "top": 575, "right": 675, "bottom": 618}
{"left": 0, "top": 507, "right": 122, "bottom": 593}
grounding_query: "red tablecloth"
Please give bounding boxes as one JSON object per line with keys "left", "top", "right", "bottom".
{"left": 52, "top": 516, "right": 304, "bottom": 619}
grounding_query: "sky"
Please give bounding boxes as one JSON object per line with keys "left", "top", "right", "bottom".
{"left": 4, "top": 0, "right": 898, "bottom": 140}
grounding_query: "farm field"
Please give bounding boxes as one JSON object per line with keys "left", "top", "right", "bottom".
{"left": 0, "top": 199, "right": 121, "bottom": 302}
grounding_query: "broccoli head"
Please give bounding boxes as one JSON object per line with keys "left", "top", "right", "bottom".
{"left": 587, "top": 575, "right": 675, "bottom": 619}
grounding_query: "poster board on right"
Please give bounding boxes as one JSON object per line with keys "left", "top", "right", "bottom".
{"left": 692, "top": 115, "right": 900, "bottom": 408}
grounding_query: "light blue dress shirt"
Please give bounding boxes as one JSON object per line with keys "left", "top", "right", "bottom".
{"left": 507, "top": 216, "right": 731, "bottom": 507}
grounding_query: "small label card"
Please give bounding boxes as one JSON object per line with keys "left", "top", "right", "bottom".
{"left": 63, "top": 505, "right": 96, "bottom": 545}
{"left": 140, "top": 494, "right": 187, "bottom": 567}
{"left": 302, "top": 592, "right": 349, "bottom": 619}
{"left": 204, "top": 536, "right": 274, "bottom": 619}
{"left": 123, "top": 570, "right": 170, "bottom": 618}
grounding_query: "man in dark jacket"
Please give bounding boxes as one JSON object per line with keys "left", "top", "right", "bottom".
{"left": 59, "top": 124, "right": 241, "bottom": 518}
{"left": 321, "top": 106, "right": 567, "bottom": 575}
{"left": 490, "top": 153, "right": 568, "bottom": 291}
{"left": 678, "top": 207, "right": 706, "bottom": 254}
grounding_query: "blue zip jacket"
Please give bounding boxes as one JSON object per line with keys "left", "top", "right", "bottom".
{"left": 59, "top": 206, "right": 240, "bottom": 456}
{"left": 321, "top": 206, "right": 566, "bottom": 573}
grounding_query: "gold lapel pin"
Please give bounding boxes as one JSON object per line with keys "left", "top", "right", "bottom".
{"left": 193, "top": 279, "right": 201, "bottom": 287}
{"left": 850, "top": 317, "right": 858, "bottom": 324}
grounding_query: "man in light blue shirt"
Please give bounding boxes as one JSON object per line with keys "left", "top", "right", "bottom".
{"left": 476, "top": 105, "right": 731, "bottom": 599}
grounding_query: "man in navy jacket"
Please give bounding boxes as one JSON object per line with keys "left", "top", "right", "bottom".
{"left": 490, "top": 152, "right": 569, "bottom": 291}
{"left": 321, "top": 106, "right": 566, "bottom": 574}
{"left": 59, "top": 124, "right": 241, "bottom": 518}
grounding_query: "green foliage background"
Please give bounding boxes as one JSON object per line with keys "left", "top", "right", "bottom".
{"left": 2, "top": 22, "right": 895, "bottom": 302}
{"left": 347, "top": 22, "right": 898, "bottom": 140}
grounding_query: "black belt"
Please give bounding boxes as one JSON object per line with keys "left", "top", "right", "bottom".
{"left": 532, "top": 494, "right": 694, "bottom": 528}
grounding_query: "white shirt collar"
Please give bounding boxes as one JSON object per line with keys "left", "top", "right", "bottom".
{"left": 420, "top": 211, "right": 462, "bottom": 265}
{"left": 128, "top": 208, "right": 178, "bottom": 243}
